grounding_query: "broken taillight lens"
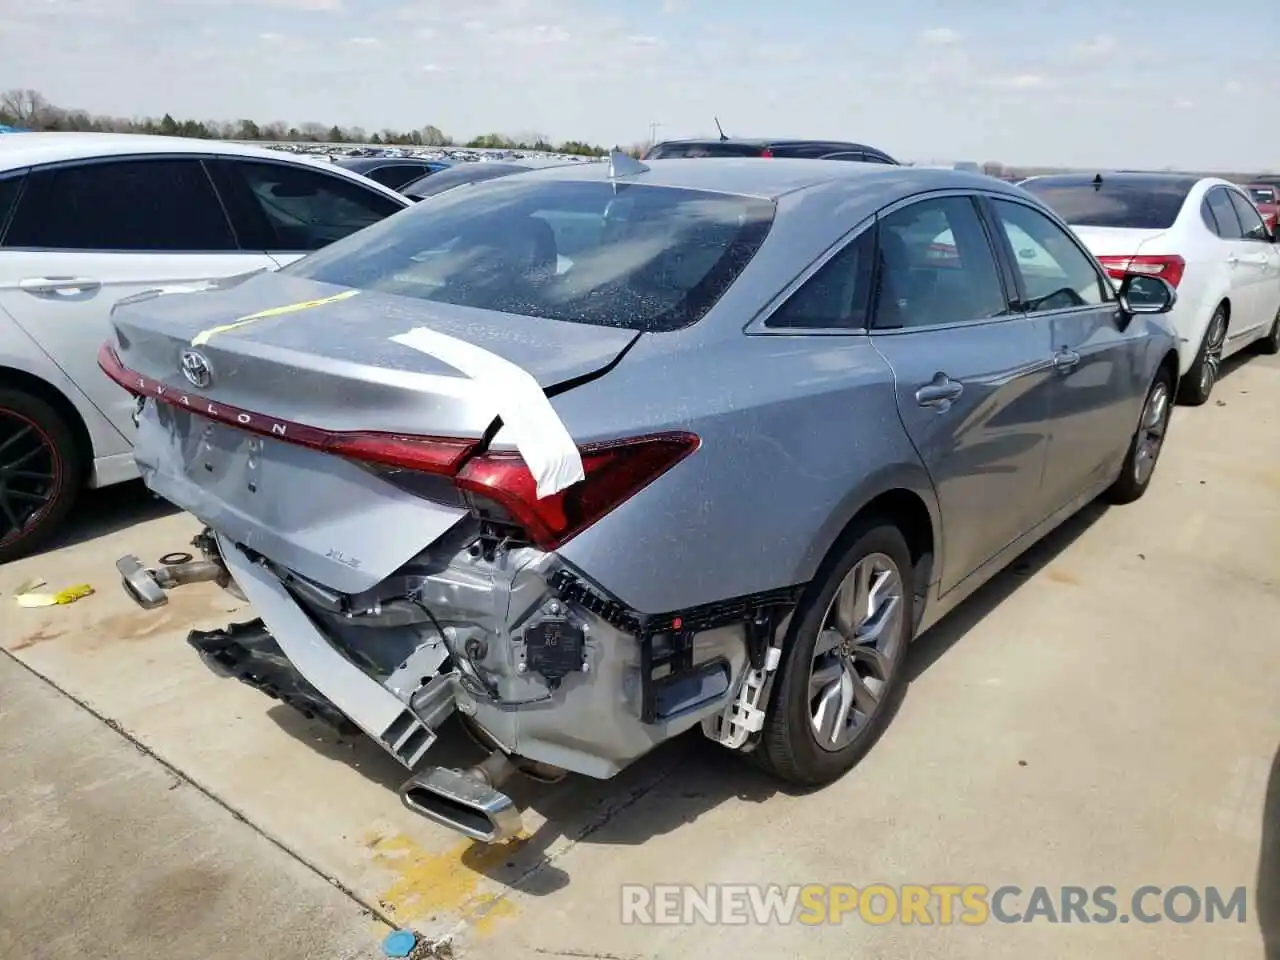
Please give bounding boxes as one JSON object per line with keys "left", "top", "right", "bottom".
{"left": 457, "top": 433, "right": 700, "bottom": 551}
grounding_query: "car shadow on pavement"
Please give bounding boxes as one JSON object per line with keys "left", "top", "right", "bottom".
{"left": 49, "top": 479, "right": 179, "bottom": 553}
{"left": 1256, "top": 743, "right": 1280, "bottom": 959}
{"left": 907, "top": 500, "right": 1110, "bottom": 680}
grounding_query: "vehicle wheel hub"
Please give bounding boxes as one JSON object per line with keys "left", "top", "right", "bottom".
{"left": 0, "top": 411, "right": 58, "bottom": 544}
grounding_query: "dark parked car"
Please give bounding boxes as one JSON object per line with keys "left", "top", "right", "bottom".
{"left": 642, "top": 138, "right": 897, "bottom": 165}
{"left": 334, "top": 156, "right": 453, "bottom": 190}
{"left": 399, "top": 157, "right": 590, "bottom": 200}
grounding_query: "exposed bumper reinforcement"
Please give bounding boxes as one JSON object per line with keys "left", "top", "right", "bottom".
{"left": 216, "top": 535, "right": 442, "bottom": 770}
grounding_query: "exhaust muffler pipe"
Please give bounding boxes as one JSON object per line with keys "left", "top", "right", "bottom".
{"left": 116, "top": 553, "right": 242, "bottom": 610}
{"left": 400, "top": 750, "right": 524, "bottom": 843}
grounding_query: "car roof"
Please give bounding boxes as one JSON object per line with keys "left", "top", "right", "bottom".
{"left": 335, "top": 156, "right": 440, "bottom": 172}
{"left": 512, "top": 156, "right": 1016, "bottom": 201}
{"left": 0, "top": 132, "right": 352, "bottom": 174}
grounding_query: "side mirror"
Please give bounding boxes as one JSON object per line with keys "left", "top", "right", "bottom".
{"left": 1117, "top": 274, "right": 1177, "bottom": 315}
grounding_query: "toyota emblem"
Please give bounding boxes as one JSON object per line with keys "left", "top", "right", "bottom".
{"left": 180, "top": 349, "right": 213, "bottom": 389}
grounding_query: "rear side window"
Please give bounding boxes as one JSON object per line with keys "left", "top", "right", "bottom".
{"left": 645, "top": 142, "right": 764, "bottom": 159}
{"left": 766, "top": 228, "right": 875, "bottom": 329}
{"left": 0, "top": 173, "right": 23, "bottom": 238}
{"left": 285, "top": 179, "right": 775, "bottom": 332}
{"left": 227, "top": 160, "right": 405, "bottom": 251}
{"left": 3, "top": 158, "right": 236, "bottom": 251}
{"left": 1021, "top": 178, "right": 1192, "bottom": 229}
{"left": 1227, "top": 189, "right": 1270, "bottom": 241}
{"left": 1204, "top": 188, "right": 1243, "bottom": 239}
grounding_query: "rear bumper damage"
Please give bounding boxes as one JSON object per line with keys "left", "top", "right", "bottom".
{"left": 117, "top": 527, "right": 798, "bottom": 843}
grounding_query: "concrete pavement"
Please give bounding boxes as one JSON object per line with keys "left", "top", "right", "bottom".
{"left": 1, "top": 350, "right": 1277, "bottom": 959}
{"left": 0, "top": 652, "right": 390, "bottom": 960}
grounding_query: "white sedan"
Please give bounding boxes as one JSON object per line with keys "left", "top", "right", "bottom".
{"left": 1020, "top": 172, "right": 1280, "bottom": 405}
{"left": 0, "top": 133, "right": 412, "bottom": 561}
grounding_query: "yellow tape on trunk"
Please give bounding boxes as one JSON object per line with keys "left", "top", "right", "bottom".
{"left": 190, "top": 289, "right": 361, "bottom": 346}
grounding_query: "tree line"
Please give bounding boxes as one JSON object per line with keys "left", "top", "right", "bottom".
{"left": 0, "top": 88, "right": 608, "bottom": 156}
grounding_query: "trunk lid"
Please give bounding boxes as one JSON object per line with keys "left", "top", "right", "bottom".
{"left": 109, "top": 272, "right": 639, "bottom": 593}
{"left": 110, "top": 272, "right": 638, "bottom": 436}
{"left": 1070, "top": 226, "right": 1169, "bottom": 259}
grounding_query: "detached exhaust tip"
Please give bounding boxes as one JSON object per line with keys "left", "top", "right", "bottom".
{"left": 115, "top": 554, "right": 169, "bottom": 610}
{"left": 400, "top": 766, "right": 523, "bottom": 844}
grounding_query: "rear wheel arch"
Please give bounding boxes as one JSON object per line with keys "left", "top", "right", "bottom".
{"left": 0, "top": 366, "right": 94, "bottom": 485}
{"left": 801, "top": 482, "right": 938, "bottom": 633}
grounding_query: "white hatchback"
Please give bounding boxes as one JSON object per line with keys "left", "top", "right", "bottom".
{"left": 0, "top": 133, "right": 412, "bottom": 561}
{"left": 1020, "top": 172, "right": 1280, "bottom": 405}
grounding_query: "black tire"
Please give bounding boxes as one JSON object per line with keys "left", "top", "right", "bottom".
{"left": 1103, "top": 366, "right": 1175, "bottom": 505}
{"left": 0, "top": 388, "right": 82, "bottom": 564}
{"left": 1178, "top": 303, "right": 1228, "bottom": 406}
{"left": 1255, "top": 306, "right": 1280, "bottom": 356}
{"left": 755, "top": 519, "right": 915, "bottom": 786}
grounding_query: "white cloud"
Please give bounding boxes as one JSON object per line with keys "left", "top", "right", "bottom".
{"left": 626, "top": 34, "right": 661, "bottom": 46}
{"left": 920, "top": 27, "right": 960, "bottom": 46}
{"left": 258, "top": 0, "right": 342, "bottom": 9}
{"left": 1224, "top": 79, "right": 1242, "bottom": 93}
{"left": 421, "top": 63, "right": 447, "bottom": 72}
{"left": 1071, "top": 34, "right": 1116, "bottom": 59}
{"left": 257, "top": 31, "right": 282, "bottom": 42}
{"left": 991, "top": 73, "right": 1050, "bottom": 89}
{"left": 347, "top": 36, "right": 379, "bottom": 45}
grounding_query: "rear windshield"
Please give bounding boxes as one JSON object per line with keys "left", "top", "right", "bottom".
{"left": 285, "top": 178, "right": 775, "bottom": 332}
{"left": 1249, "top": 186, "right": 1277, "bottom": 204}
{"left": 1021, "top": 177, "right": 1193, "bottom": 229}
{"left": 644, "top": 142, "right": 765, "bottom": 159}
{"left": 401, "top": 163, "right": 527, "bottom": 199}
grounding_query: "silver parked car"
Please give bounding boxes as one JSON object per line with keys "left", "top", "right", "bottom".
{"left": 105, "top": 155, "right": 1180, "bottom": 843}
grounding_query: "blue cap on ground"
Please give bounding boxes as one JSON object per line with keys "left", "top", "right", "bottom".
{"left": 382, "top": 929, "right": 418, "bottom": 957}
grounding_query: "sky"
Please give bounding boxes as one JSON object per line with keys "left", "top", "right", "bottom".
{"left": 2, "top": 0, "right": 1277, "bottom": 170}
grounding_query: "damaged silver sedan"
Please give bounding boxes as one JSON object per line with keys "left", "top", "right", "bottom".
{"left": 103, "top": 154, "right": 1180, "bottom": 843}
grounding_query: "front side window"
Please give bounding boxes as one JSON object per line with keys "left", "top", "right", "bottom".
{"left": 1204, "top": 188, "right": 1243, "bottom": 239}
{"left": 871, "top": 196, "right": 1007, "bottom": 329}
{"left": 1227, "top": 189, "right": 1270, "bottom": 241}
{"left": 990, "top": 199, "right": 1106, "bottom": 311}
{"left": 766, "top": 228, "right": 875, "bottom": 329}
{"left": 285, "top": 179, "right": 775, "bottom": 332}
{"left": 2, "top": 158, "right": 236, "bottom": 252}
{"left": 233, "top": 160, "right": 405, "bottom": 251}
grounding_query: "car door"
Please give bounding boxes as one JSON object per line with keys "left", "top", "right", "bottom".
{"left": 1202, "top": 186, "right": 1260, "bottom": 336}
{"left": 205, "top": 158, "right": 408, "bottom": 267}
{"left": 866, "top": 193, "right": 1056, "bottom": 594}
{"left": 0, "top": 156, "right": 277, "bottom": 440}
{"left": 1224, "top": 187, "right": 1280, "bottom": 346}
{"left": 983, "top": 196, "right": 1140, "bottom": 513}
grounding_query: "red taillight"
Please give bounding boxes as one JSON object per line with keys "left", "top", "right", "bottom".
{"left": 457, "top": 433, "right": 700, "bottom": 551}
{"left": 1096, "top": 254, "right": 1186, "bottom": 289}
{"left": 99, "top": 342, "right": 699, "bottom": 550}
{"left": 97, "top": 343, "right": 477, "bottom": 473}
{"left": 760, "top": 148, "right": 773, "bottom": 158}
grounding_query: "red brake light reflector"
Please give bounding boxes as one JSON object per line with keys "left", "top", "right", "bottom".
{"left": 1096, "top": 254, "right": 1186, "bottom": 289}
{"left": 760, "top": 148, "right": 774, "bottom": 158}
{"left": 457, "top": 433, "right": 700, "bottom": 551}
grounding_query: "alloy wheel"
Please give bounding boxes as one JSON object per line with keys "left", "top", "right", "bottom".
{"left": 808, "top": 552, "right": 906, "bottom": 751}
{"left": 1200, "top": 311, "right": 1227, "bottom": 395}
{"left": 0, "top": 410, "right": 60, "bottom": 547}
{"left": 1133, "top": 379, "right": 1171, "bottom": 486}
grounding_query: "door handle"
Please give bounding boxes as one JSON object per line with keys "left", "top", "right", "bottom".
{"left": 915, "top": 373, "right": 964, "bottom": 408}
{"left": 1227, "top": 255, "right": 1240, "bottom": 267}
{"left": 1053, "top": 348, "right": 1081, "bottom": 373}
{"left": 18, "top": 276, "right": 102, "bottom": 294}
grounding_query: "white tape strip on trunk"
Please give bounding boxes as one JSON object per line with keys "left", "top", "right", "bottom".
{"left": 390, "top": 326, "right": 585, "bottom": 499}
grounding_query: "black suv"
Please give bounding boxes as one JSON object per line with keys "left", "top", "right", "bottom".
{"left": 641, "top": 138, "right": 898, "bottom": 165}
